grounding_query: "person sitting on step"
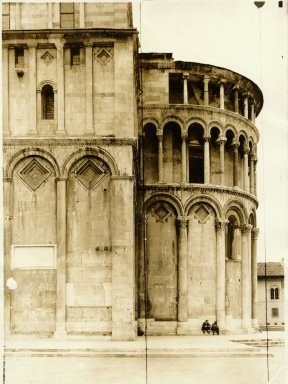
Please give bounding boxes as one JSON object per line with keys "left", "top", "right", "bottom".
{"left": 201, "top": 320, "right": 211, "bottom": 334}
{"left": 211, "top": 321, "right": 219, "bottom": 335}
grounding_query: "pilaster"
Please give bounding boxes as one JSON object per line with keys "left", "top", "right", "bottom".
{"left": 243, "top": 148, "right": 250, "bottom": 193}
{"left": 2, "top": 45, "right": 10, "bottom": 136}
{"left": 54, "top": 39, "right": 66, "bottom": 135}
{"left": 181, "top": 134, "right": 187, "bottom": 183}
{"left": 241, "top": 224, "right": 253, "bottom": 330}
{"left": 84, "top": 42, "right": 94, "bottom": 135}
{"left": 204, "top": 136, "right": 210, "bottom": 184}
{"left": 157, "top": 134, "right": 164, "bottom": 183}
{"left": 28, "top": 42, "right": 38, "bottom": 135}
{"left": 251, "top": 228, "right": 259, "bottom": 327}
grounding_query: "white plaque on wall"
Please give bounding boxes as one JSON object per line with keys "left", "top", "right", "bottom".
{"left": 11, "top": 245, "right": 57, "bottom": 269}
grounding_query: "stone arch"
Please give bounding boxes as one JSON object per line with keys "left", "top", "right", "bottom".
{"left": 185, "top": 117, "right": 207, "bottom": 135}
{"left": 5, "top": 147, "right": 60, "bottom": 178}
{"left": 248, "top": 209, "right": 257, "bottom": 227}
{"left": 143, "top": 192, "right": 184, "bottom": 217}
{"left": 238, "top": 130, "right": 249, "bottom": 144}
{"left": 142, "top": 116, "right": 160, "bottom": 133}
{"left": 184, "top": 194, "right": 222, "bottom": 218}
{"left": 63, "top": 147, "right": 119, "bottom": 177}
{"left": 37, "top": 80, "right": 57, "bottom": 92}
{"left": 161, "top": 115, "right": 184, "bottom": 135}
{"left": 224, "top": 124, "right": 237, "bottom": 137}
{"left": 208, "top": 121, "right": 224, "bottom": 137}
{"left": 223, "top": 199, "right": 248, "bottom": 224}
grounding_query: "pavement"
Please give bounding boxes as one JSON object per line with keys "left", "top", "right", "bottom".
{"left": 4, "top": 330, "right": 285, "bottom": 358}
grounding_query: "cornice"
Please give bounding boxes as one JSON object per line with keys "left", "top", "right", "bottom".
{"left": 3, "top": 137, "right": 137, "bottom": 147}
{"left": 141, "top": 183, "right": 258, "bottom": 207}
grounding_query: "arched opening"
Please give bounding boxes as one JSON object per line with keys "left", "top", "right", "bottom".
{"left": 143, "top": 123, "right": 158, "bottom": 183}
{"left": 210, "top": 127, "right": 221, "bottom": 185}
{"left": 187, "top": 123, "right": 204, "bottom": 183}
{"left": 41, "top": 84, "right": 54, "bottom": 120}
{"left": 225, "top": 129, "right": 236, "bottom": 187}
{"left": 163, "top": 122, "right": 182, "bottom": 183}
{"left": 226, "top": 215, "right": 238, "bottom": 260}
{"left": 239, "top": 135, "right": 246, "bottom": 190}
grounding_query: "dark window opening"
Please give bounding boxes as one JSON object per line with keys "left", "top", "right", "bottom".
{"left": 169, "top": 73, "right": 183, "bottom": 104}
{"left": 189, "top": 147, "right": 204, "bottom": 183}
{"left": 60, "top": 3, "right": 74, "bottom": 28}
{"left": 15, "top": 47, "right": 24, "bottom": 66}
{"left": 41, "top": 85, "right": 54, "bottom": 120}
{"left": 71, "top": 47, "right": 80, "bottom": 66}
{"left": 272, "top": 308, "right": 279, "bottom": 317}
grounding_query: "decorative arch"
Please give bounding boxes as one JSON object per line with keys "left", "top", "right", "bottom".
{"left": 223, "top": 199, "right": 248, "bottom": 224}
{"left": 224, "top": 124, "right": 237, "bottom": 137}
{"left": 208, "top": 121, "right": 224, "bottom": 136}
{"left": 249, "top": 210, "right": 257, "bottom": 227}
{"left": 185, "top": 117, "right": 207, "bottom": 134}
{"left": 161, "top": 115, "right": 184, "bottom": 134}
{"left": 238, "top": 130, "right": 249, "bottom": 144}
{"left": 63, "top": 147, "right": 119, "bottom": 177}
{"left": 142, "top": 116, "right": 160, "bottom": 133}
{"left": 5, "top": 147, "right": 60, "bottom": 178}
{"left": 143, "top": 192, "right": 184, "bottom": 217}
{"left": 184, "top": 194, "right": 222, "bottom": 218}
{"left": 37, "top": 80, "right": 57, "bottom": 92}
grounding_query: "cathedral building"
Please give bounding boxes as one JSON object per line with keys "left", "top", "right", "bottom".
{"left": 2, "top": 2, "right": 262, "bottom": 340}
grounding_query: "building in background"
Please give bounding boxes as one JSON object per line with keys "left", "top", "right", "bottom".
{"left": 2, "top": 2, "right": 262, "bottom": 340}
{"left": 257, "top": 261, "right": 285, "bottom": 330}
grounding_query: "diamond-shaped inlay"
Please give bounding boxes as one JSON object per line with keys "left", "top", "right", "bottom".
{"left": 18, "top": 159, "right": 51, "bottom": 191}
{"left": 74, "top": 160, "right": 108, "bottom": 190}
{"left": 41, "top": 51, "right": 54, "bottom": 65}
{"left": 194, "top": 205, "right": 210, "bottom": 223}
{"left": 95, "top": 48, "right": 113, "bottom": 65}
{"left": 153, "top": 205, "right": 172, "bottom": 223}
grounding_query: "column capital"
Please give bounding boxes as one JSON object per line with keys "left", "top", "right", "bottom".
{"left": 232, "top": 84, "right": 240, "bottom": 90}
{"left": 182, "top": 72, "right": 190, "bottom": 80}
{"left": 216, "top": 136, "right": 227, "bottom": 146}
{"left": 83, "top": 41, "right": 94, "bottom": 47}
{"left": 181, "top": 133, "right": 188, "bottom": 140}
{"left": 232, "top": 140, "right": 240, "bottom": 150}
{"left": 251, "top": 228, "right": 260, "bottom": 239}
{"left": 55, "top": 177, "right": 67, "bottom": 182}
{"left": 218, "top": 78, "right": 226, "bottom": 85}
{"left": 176, "top": 216, "right": 189, "bottom": 229}
{"left": 215, "top": 219, "right": 229, "bottom": 231}
{"left": 203, "top": 135, "right": 211, "bottom": 142}
{"left": 240, "top": 224, "right": 253, "bottom": 235}
{"left": 203, "top": 75, "right": 210, "bottom": 83}
{"left": 3, "top": 177, "right": 12, "bottom": 184}
{"left": 243, "top": 147, "right": 250, "bottom": 155}
{"left": 27, "top": 42, "right": 38, "bottom": 49}
{"left": 157, "top": 134, "right": 163, "bottom": 140}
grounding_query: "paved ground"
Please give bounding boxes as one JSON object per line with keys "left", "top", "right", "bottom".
{"left": 3, "top": 347, "right": 285, "bottom": 384}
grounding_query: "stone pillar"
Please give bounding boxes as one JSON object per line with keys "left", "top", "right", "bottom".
{"left": 250, "top": 101, "right": 255, "bottom": 124}
{"left": 241, "top": 224, "right": 253, "bottom": 330}
{"left": 203, "top": 76, "right": 210, "bottom": 106}
{"left": 215, "top": 219, "right": 228, "bottom": 329}
{"left": 138, "top": 135, "right": 144, "bottom": 183}
{"left": 111, "top": 176, "right": 136, "bottom": 340}
{"left": 216, "top": 137, "right": 226, "bottom": 186}
{"left": 244, "top": 94, "right": 249, "bottom": 118}
{"left": 176, "top": 217, "right": 188, "bottom": 323}
{"left": 4, "top": 178, "right": 12, "bottom": 338}
{"left": 84, "top": 42, "right": 94, "bottom": 135}
{"left": 251, "top": 228, "right": 259, "bottom": 328}
{"left": 48, "top": 3, "right": 53, "bottom": 28}
{"left": 181, "top": 134, "right": 187, "bottom": 183}
{"left": 232, "top": 142, "right": 239, "bottom": 188}
{"left": 254, "top": 159, "right": 258, "bottom": 196}
{"left": 79, "top": 3, "right": 85, "bottom": 28}
{"left": 183, "top": 73, "right": 189, "bottom": 104}
{"left": 15, "top": 3, "right": 21, "bottom": 29}
{"left": 54, "top": 178, "right": 67, "bottom": 338}
{"left": 28, "top": 43, "right": 38, "bottom": 134}
{"left": 243, "top": 148, "right": 250, "bottom": 192}
{"left": 204, "top": 136, "right": 210, "bottom": 184}
{"left": 157, "top": 134, "right": 164, "bottom": 182}
{"left": 2, "top": 45, "right": 9, "bottom": 135}
{"left": 137, "top": 213, "right": 147, "bottom": 320}
{"left": 250, "top": 156, "right": 255, "bottom": 195}
{"left": 219, "top": 80, "right": 225, "bottom": 109}
{"left": 233, "top": 86, "right": 239, "bottom": 113}
{"left": 55, "top": 40, "right": 65, "bottom": 135}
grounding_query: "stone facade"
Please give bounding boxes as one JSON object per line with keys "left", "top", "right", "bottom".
{"left": 2, "top": 3, "right": 263, "bottom": 340}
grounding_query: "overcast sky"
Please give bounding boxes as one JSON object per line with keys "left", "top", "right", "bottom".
{"left": 132, "top": 0, "right": 288, "bottom": 262}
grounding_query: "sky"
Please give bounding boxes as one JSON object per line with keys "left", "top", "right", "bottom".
{"left": 132, "top": 0, "right": 288, "bottom": 262}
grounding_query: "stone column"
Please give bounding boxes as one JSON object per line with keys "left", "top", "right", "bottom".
{"left": 111, "top": 176, "right": 136, "bottom": 340}
{"left": 254, "top": 159, "right": 258, "bottom": 196}
{"left": 219, "top": 80, "right": 225, "bottom": 109}
{"left": 250, "top": 100, "right": 255, "bottom": 124}
{"left": 243, "top": 148, "right": 250, "bottom": 192}
{"left": 244, "top": 93, "right": 249, "bottom": 118}
{"left": 251, "top": 228, "right": 259, "bottom": 328}
{"left": 54, "top": 178, "right": 67, "bottom": 338}
{"left": 215, "top": 219, "right": 228, "bottom": 329}
{"left": 48, "top": 3, "right": 53, "bottom": 28}
{"left": 84, "top": 42, "right": 94, "bottom": 135}
{"left": 4, "top": 178, "right": 12, "bottom": 338}
{"left": 79, "top": 3, "right": 85, "bottom": 28}
{"left": 176, "top": 217, "right": 188, "bottom": 323}
{"left": 204, "top": 136, "right": 210, "bottom": 184}
{"left": 15, "top": 3, "right": 21, "bottom": 29}
{"left": 181, "top": 134, "right": 187, "bottom": 183}
{"left": 157, "top": 134, "right": 164, "bottom": 182}
{"left": 241, "top": 224, "right": 253, "bottom": 330}
{"left": 138, "top": 135, "right": 144, "bottom": 183}
{"left": 137, "top": 213, "right": 147, "bottom": 320}
{"left": 2, "top": 45, "right": 9, "bottom": 135}
{"left": 233, "top": 86, "right": 239, "bottom": 113}
{"left": 232, "top": 142, "right": 239, "bottom": 188}
{"left": 55, "top": 40, "right": 65, "bottom": 135}
{"left": 250, "top": 156, "right": 255, "bottom": 195}
{"left": 203, "top": 76, "right": 210, "bottom": 106}
{"left": 28, "top": 43, "right": 38, "bottom": 134}
{"left": 183, "top": 73, "right": 189, "bottom": 104}
{"left": 216, "top": 137, "right": 226, "bottom": 186}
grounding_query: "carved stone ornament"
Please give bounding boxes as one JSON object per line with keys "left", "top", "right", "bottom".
{"left": 151, "top": 204, "right": 172, "bottom": 223}
{"left": 215, "top": 219, "right": 229, "bottom": 231}
{"left": 74, "top": 159, "right": 109, "bottom": 190}
{"left": 194, "top": 205, "right": 210, "bottom": 224}
{"left": 95, "top": 48, "right": 113, "bottom": 65}
{"left": 176, "top": 216, "right": 189, "bottom": 230}
{"left": 41, "top": 51, "right": 55, "bottom": 65}
{"left": 240, "top": 224, "right": 253, "bottom": 235}
{"left": 18, "top": 158, "right": 52, "bottom": 191}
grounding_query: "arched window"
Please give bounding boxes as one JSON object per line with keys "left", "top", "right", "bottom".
{"left": 270, "top": 287, "right": 279, "bottom": 300}
{"left": 226, "top": 215, "right": 237, "bottom": 260}
{"left": 275, "top": 288, "right": 279, "bottom": 299}
{"left": 41, "top": 84, "right": 54, "bottom": 120}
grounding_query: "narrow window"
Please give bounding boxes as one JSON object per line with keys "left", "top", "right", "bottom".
{"left": 70, "top": 47, "right": 80, "bottom": 66}
{"left": 270, "top": 288, "right": 275, "bottom": 300}
{"left": 189, "top": 147, "right": 204, "bottom": 183}
{"left": 271, "top": 308, "right": 279, "bottom": 317}
{"left": 169, "top": 73, "right": 184, "bottom": 104}
{"left": 275, "top": 288, "right": 279, "bottom": 300}
{"left": 60, "top": 3, "right": 74, "bottom": 28}
{"left": 2, "top": 3, "right": 10, "bottom": 29}
{"left": 41, "top": 85, "right": 54, "bottom": 120}
{"left": 15, "top": 47, "right": 24, "bottom": 66}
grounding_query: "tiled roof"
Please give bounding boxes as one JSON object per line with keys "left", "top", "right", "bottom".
{"left": 257, "top": 262, "right": 284, "bottom": 277}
